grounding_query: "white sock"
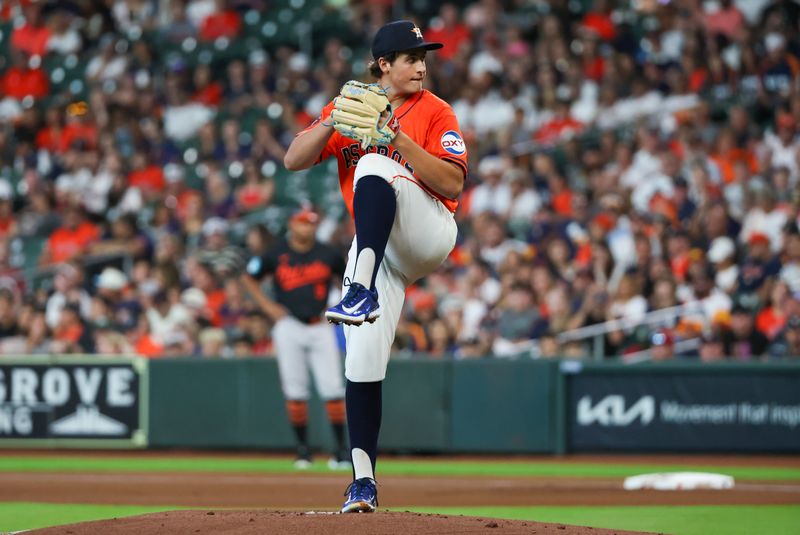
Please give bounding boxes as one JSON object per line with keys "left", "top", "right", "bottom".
{"left": 351, "top": 447, "right": 374, "bottom": 480}
{"left": 352, "top": 248, "right": 376, "bottom": 289}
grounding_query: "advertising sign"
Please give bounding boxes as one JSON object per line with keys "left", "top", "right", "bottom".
{"left": 567, "top": 367, "right": 800, "bottom": 452}
{"left": 0, "top": 357, "right": 147, "bottom": 447}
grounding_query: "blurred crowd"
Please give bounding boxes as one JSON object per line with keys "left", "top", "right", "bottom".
{"left": 0, "top": 0, "right": 799, "bottom": 362}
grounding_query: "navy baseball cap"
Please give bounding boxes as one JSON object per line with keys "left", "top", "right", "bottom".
{"left": 371, "top": 20, "right": 443, "bottom": 59}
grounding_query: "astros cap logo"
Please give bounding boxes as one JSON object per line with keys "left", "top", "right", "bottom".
{"left": 372, "top": 21, "right": 443, "bottom": 59}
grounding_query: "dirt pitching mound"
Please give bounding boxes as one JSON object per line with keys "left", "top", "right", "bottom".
{"left": 26, "top": 510, "right": 661, "bottom": 534}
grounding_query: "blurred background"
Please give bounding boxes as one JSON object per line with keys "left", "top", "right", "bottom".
{"left": 0, "top": 0, "right": 799, "bottom": 365}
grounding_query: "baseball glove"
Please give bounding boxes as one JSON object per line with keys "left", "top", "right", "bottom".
{"left": 330, "top": 80, "right": 400, "bottom": 149}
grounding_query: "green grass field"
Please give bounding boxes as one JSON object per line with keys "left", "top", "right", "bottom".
{"left": 412, "top": 505, "right": 800, "bottom": 535}
{"left": 0, "top": 503, "right": 177, "bottom": 533}
{"left": 1, "top": 456, "right": 799, "bottom": 534}
{"left": 2, "top": 455, "right": 800, "bottom": 480}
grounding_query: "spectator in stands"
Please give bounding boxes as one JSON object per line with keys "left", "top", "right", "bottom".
{"left": 191, "top": 64, "right": 223, "bottom": 108}
{"left": 0, "top": 181, "right": 15, "bottom": 238}
{"left": 199, "top": 327, "right": 228, "bottom": 357}
{"left": 699, "top": 331, "right": 726, "bottom": 362}
{"left": 426, "top": 3, "right": 471, "bottom": 62}
{"left": 94, "top": 328, "right": 134, "bottom": 354}
{"left": 86, "top": 34, "right": 128, "bottom": 83}
{"left": 756, "top": 281, "right": 794, "bottom": 340}
{"left": 51, "top": 302, "right": 91, "bottom": 354}
{"left": 426, "top": 318, "right": 457, "bottom": 358}
{"left": 235, "top": 159, "right": 275, "bottom": 213}
{"left": 127, "top": 151, "right": 166, "bottom": 201}
{"left": 491, "top": 283, "right": 541, "bottom": 358}
{"left": 781, "top": 223, "right": 800, "bottom": 288}
{"left": 0, "top": 50, "right": 50, "bottom": 105}
{"left": 46, "top": 4, "right": 82, "bottom": 55}
{"left": 768, "top": 314, "right": 800, "bottom": 360}
{"left": 740, "top": 187, "right": 788, "bottom": 255}
{"left": 1, "top": 0, "right": 799, "bottom": 362}
{"left": 229, "top": 333, "right": 252, "bottom": 357}
{"left": 45, "top": 262, "right": 92, "bottom": 330}
{"left": 89, "top": 213, "right": 152, "bottom": 259}
{"left": 179, "top": 284, "right": 214, "bottom": 329}
{"left": 243, "top": 310, "right": 272, "bottom": 356}
{"left": 160, "top": 328, "right": 196, "bottom": 357}
{"left": 649, "top": 276, "right": 678, "bottom": 312}
{"left": 396, "top": 289, "right": 436, "bottom": 353}
{"left": 205, "top": 165, "right": 238, "bottom": 220}
{"left": 146, "top": 289, "right": 192, "bottom": 339}
{"left": 683, "top": 262, "right": 732, "bottom": 326}
{"left": 737, "top": 232, "right": 782, "bottom": 308}
{"left": 39, "top": 205, "right": 100, "bottom": 266}
{"left": 542, "top": 284, "right": 574, "bottom": 336}
{"left": 218, "top": 278, "right": 248, "bottom": 332}
{"left": 0, "top": 306, "right": 52, "bottom": 355}
{"left": 198, "top": 0, "right": 241, "bottom": 41}
{"left": 197, "top": 216, "right": 244, "bottom": 277}
{"left": 762, "top": 112, "right": 800, "bottom": 182}
{"left": 702, "top": 0, "right": 746, "bottom": 41}
{"left": 505, "top": 167, "right": 542, "bottom": 227}
{"left": 244, "top": 224, "right": 273, "bottom": 259}
{"left": 609, "top": 270, "right": 647, "bottom": 323}
{"left": 249, "top": 119, "right": 286, "bottom": 163}
{"left": 567, "top": 275, "right": 607, "bottom": 329}
{"left": 17, "top": 190, "right": 60, "bottom": 238}
{"left": 648, "top": 328, "right": 675, "bottom": 362}
{"left": 722, "top": 303, "right": 770, "bottom": 360}
{"left": 534, "top": 331, "right": 560, "bottom": 359}
{"left": 11, "top": 2, "right": 50, "bottom": 56}
{"left": 0, "top": 288, "right": 18, "bottom": 339}
{"left": 707, "top": 236, "right": 739, "bottom": 293}
{"left": 465, "top": 155, "right": 510, "bottom": 217}
{"left": 474, "top": 212, "right": 526, "bottom": 270}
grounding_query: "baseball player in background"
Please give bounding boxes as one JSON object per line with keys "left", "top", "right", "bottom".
{"left": 284, "top": 20, "right": 467, "bottom": 512}
{"left": 241, "top": 207, "right": 350, "bottom": 470}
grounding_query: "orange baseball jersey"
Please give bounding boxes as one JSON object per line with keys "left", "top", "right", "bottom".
{"left": 301, "top": 89, "right": 468, "bottom": 216}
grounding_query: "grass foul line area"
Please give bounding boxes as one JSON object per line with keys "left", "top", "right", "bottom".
{"left": 0, "top": 456, "right": 798, "bottom": 481}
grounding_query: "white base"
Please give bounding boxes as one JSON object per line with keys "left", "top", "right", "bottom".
{"left": 624, "top": 472, "right": 735, "bottom": 491}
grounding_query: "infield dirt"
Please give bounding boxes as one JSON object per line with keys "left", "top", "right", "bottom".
{"left": 4, "top": 452, "right": 799, "bottom": 534}
{"left": 25, "top": 510, "right": 662, "bottom": 534}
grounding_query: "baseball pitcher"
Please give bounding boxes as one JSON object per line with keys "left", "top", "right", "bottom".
{"left": 284, "top": 20, "right": 467, "bottom": 512}
{"left": 241, "top": 207, "right": 349, "bottom": 469}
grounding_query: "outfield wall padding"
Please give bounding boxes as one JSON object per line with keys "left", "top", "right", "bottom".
{"left": 148, "top": 359, "right": 293, "bottom": 448}
{"left": 147, "top": 358, "right": 458, "bottom": 452}
{"left": 146, "top": 358, "right": 557, "bottom": 452}
{"left": 5, "top": 357, "right": 798, "bottom": 453}
{"left": 450, "top": 359, "right": 556, "bottom": 452}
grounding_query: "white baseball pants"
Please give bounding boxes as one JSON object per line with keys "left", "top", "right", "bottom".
{"left": 272, "top": 316, "right": 345, "bottom": 400}
{"left": 343, "top": 153, "right": 458, "bottom": 382}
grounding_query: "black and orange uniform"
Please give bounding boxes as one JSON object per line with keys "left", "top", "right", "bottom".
{"left": 246, "top": 238, "right": 349, "bottom": 467}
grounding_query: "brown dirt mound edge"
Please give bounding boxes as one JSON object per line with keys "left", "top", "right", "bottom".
{"left": 24, "top": 510, "right": 664, "bottom": 535}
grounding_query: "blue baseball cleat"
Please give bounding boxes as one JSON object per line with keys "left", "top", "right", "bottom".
{"left": 325, "top": 281, "right": 380, "bottom": 326}
{"left": 341, "top": 477, "right": 378, "bottom": 513}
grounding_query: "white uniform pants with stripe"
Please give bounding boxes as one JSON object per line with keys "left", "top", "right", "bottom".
{"left": 343, "top": 153, "right": 458, "bottom": 382}
{"left": 272, "top": 316, "right": 345, "bottom": 400}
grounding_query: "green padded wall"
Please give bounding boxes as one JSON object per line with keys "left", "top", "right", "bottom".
{"left": 149, "top": 358, "right": 556, "bottom": 453}
{"left": 148, "top": 358, "right": 295, "bottom": 448}
{"left": 450, "top": 360, "right": 557, "bottom": 452}
{"left": 380, "top": 359, "right": 451, "bottom": 452}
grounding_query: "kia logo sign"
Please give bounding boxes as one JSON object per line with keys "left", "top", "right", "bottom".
{"left": 440, "top": 130, "right": 465, "bottom": 155}
{"left": 577, "top": 395, "right": 656, "bottom": 426}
